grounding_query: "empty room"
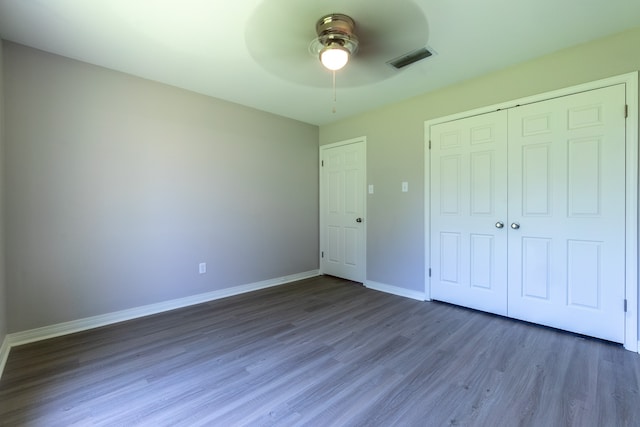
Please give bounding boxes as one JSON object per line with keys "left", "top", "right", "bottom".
{"left": 1, "top": 1, "right": 640, "bottom": 425}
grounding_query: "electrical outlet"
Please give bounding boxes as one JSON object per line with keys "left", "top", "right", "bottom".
{"left": 199, "top": 262, "right": 207, "bottom": 274}
{"left": 402, "top": 181, "right": 409, "bottom": 192}
{"left": 368, "top": 184, "right": 374, "bottom": 194}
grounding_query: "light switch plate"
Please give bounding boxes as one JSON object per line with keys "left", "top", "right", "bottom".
{"left": 368, "top": 184, "right": 374, "bottom": 194}
{"left": 402, "top": 182, "right": 409, "bottom": 192}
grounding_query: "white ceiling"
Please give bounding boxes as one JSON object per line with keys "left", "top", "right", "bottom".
{"left": 1, "top": 0, "right": 639, "bottom": 126}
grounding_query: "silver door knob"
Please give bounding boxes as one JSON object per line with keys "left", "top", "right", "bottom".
{"left": 356, "top": 218, "right": 363, "bottom": 223}
{"left": 510, "top": 222, "right": 520, "bottom": 230}
{"left": 495, "top": 221, "right": 504, "bottom": 229}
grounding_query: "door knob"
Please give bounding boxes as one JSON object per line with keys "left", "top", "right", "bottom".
{"left": 495, "top": 221, "right": 504, "bottom": 229}
{"left": 510, "top": 222, "right": 520, "bottom": 230}
{"left": 356, "top": 218, "right": 363, "bottom": 223}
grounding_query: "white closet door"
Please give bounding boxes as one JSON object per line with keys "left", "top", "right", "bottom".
{"left": 430, "top": 110, "right": 509, "bottom": 315}
{"left": 507, "top": 85, "right": 626, "bottom": 343}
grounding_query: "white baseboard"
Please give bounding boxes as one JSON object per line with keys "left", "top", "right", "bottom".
{"left": 365, "top": 280, "right": 427, "bottom": 301}
{"left": 0, "top": 335, "right": 10, "bottom": 380}
{"left": 5, "top": 269, "right": 319, "bottom": 351}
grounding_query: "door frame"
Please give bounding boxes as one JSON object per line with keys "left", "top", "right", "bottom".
{"left": 319, "top": 136, "right": 367, "bottom": 283}
{"left": 424, "top": 72, "right": 639, "bottom": 352}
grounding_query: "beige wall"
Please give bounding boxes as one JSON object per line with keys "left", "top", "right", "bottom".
{"left": 3, "top": 42, "right": 319, "bottom": 332}
{"left": 0, "top": 40, "right": 6, "bottom": 345}
{"left": 319, "top": 27, "right": 640, "bottom": 295}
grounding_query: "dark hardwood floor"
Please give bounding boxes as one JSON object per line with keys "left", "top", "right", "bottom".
{"left": 1, "top": 275, "right": 639, "bottom": 426}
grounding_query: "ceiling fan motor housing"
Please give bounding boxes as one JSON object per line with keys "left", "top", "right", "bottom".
{"left": 315, "top": 14, "right": 358, "bottom": 50}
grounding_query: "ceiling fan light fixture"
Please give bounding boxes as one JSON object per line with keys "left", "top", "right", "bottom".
{"left": 319, "top": 43, "right": 350, "bottom": 71}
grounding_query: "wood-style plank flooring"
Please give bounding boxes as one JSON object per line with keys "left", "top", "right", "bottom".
{"left": 1, "top": 275, "right": 639, "bottom": 426}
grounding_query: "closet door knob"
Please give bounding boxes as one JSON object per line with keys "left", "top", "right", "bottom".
{"left": 511, "top": 222, "right": 520, "bottom": 230}
{"left": 495, "top": 221, "right": 504, "bottom": 229}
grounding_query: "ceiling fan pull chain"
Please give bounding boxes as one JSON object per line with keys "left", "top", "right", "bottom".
{"left": 332, "top": 70, "right": 337, "bottom": 113}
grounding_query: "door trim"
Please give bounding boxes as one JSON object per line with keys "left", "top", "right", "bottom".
{"left": 424, "top": 72, "right": 639, "bottom": 352}
{"left": 319, "top": 136, "right": 367, "bottom": 283}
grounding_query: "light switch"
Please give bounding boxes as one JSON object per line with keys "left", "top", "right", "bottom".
{"left": 199, "top": 262, "right": 207, "bottom": 274}
{"left": 368, "top": 184, "right": 374, "bottom": 194}
{"left": 402, "top": 182, "right": 409, "bottom": 192}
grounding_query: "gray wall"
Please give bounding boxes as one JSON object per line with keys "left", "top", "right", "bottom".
{"left": 320, "top": 27, "right": 640, "bottom": 298}
{"left": 0, "top": 40, "right": 6, "bottom": 344}
{"left": 3, "top": 42, "right": 319, "bottom": 333}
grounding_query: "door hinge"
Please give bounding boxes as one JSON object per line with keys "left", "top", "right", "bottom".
{"left": 428, "top": 268, "right": 431, "bottom": 277}
{"left": 321, "top": 160, "right": 324, "bottom": 167}
{"left": 624, "top": 299, "right": 628, "bottom": 312}
{"left": 625, "top": 104, "right": 628, "bottom": 118}
{"left": 321, "top": 251, "right": 324, "bottom": 258}
{"left": 429, "top": 140, "right": 432, "bottom": 150}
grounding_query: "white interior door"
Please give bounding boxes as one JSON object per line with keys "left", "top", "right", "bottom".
{"left": 430, "top": 110, "right": 509, "bottom": 316}
{"left": 429, "top": 85, "right": 627, "bottom": 343}
{"left": 321, "top": 139, "right": 366, "bottom": 282}
{"left": 507, "top": 85, "right": 627, "bottom": 343}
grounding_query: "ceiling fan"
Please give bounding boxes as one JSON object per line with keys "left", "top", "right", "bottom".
{"left": 245, "top": 0, "right": 431, "bottom": 88}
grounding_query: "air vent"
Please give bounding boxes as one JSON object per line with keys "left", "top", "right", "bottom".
{"left": 387, "top": 47, "right": 434, "bottom": 69}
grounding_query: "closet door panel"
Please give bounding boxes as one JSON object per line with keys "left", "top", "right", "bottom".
{"left": 430, "top": 111, "right": 508, "bottom": 315}
{"left": 507, "top": 85, "right": 626, "bottom": 343}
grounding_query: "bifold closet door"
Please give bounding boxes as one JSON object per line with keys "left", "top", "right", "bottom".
{"left": 430, "top": 110, "right": 509, "bottom": 316}
{"left": 430, "top": 85, "right": 627, "bottom": 342}
{"left": 507, "top": 85, "right": 626, "bottom": 343}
